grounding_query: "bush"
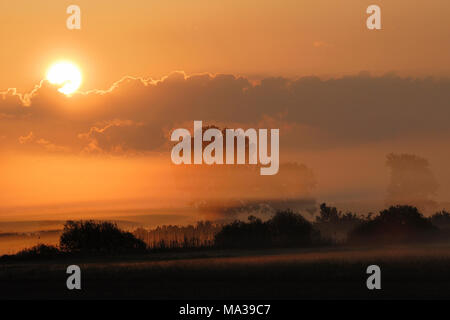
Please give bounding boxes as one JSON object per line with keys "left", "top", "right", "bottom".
{"left": 348, "top": 205, "right": 437, "bottom": 244}
{"left": 60, "top": 220, "right": 147, "bottom": 254}
{"left": 14, "top": 244, "right": 61, "bottom": 260}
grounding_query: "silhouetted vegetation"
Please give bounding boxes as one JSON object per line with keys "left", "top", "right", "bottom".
{"left": 214, "top": 217, "right": 269, "bottom": 248}
{"left": 133, "top": 221, "right": 221, "bottom": 250}
{"left": 7, "top": 203, "right": 450, "bottom": 262}
{"left": 16, "top": 244, "right": 61, "bottom": 258}
{"left": 60, "top": 220, "right": 147, "bottom": 254}
{"left": 0, "top": 244, "right": 63, "bottom": 262}
{"left": 215, "top": 210, "right": 321, "bottom": 248}
{"left": 349, "top": 205, "right": 438, "bottom": 244}
{"left": 314, "top": 203, "right": 368, "bottom": 242}
{"left": 430, "top": 210, "right": 450, "bottom": 228}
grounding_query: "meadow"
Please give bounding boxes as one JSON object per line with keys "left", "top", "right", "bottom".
{"left": 1, "top": 244, "right": 450, "bottom": 299}
{"left": 2, "top": 205, "right": 450, "bottom": 299}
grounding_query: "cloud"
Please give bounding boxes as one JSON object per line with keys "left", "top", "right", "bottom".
{"left": 1, "top": 72, "right": 450, "bottom": 155}
{"left": 78, "top": 119, "right": 163, "bottom": 154}
{"left": 1, "top": 81, "right": 45, "bottom": 107}
{"left": 35, "top": 138, "right": 71, "bottom": 153}
{"left": 17, "top": 130, "right": 70, "bottom": 152}
{"left": 18, "top": 131, "right": 34, "bottom": 144}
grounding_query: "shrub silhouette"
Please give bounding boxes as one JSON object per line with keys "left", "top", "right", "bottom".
{"left": 15, "top": 244, "right": 61, "bottom": 259}
{"left": 60, "top": 220, "right": 147, "bottom": 254}
{"left": 215, "top": 210, "right": 319, "bottom": 248}
{"left": 349, "top": 205, "right": 437, "bottom": 244}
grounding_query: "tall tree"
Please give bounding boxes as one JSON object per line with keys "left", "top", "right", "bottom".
{"left": 385, "top": 153, "right": 439, "bottom": 213}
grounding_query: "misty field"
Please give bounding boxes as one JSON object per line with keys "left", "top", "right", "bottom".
{"left": 1, "top": 244, "right": 450, "bottom": 299}
{"left": 0, "top": 232, "right": 60, "bottom": 256}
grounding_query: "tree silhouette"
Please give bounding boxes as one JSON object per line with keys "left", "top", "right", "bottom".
{"left": 315, "top": 203, "right": 366, "bottom": 242}
{"left": 214, "top": 210, "right": 319, "bottom": 248}
{"left": 385, "top": 153, "right": 439, "bottom": 213}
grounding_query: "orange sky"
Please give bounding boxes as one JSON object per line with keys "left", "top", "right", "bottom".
{"left": 1, "top": 1, "right": 450, "bottom": 221}
{"left": 1, "top": 0, "right": 450, "bottom": 92}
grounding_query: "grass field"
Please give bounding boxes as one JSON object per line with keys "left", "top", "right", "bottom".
{"left": 1, "top": 244, "right": 450, "bottom": 299}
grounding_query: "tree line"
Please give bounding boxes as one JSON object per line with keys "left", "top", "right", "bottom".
{"left": 3, "top": 203, "right": 450, "bottom": 261}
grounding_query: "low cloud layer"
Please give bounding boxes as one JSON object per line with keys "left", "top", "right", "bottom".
{"left": 1, "top": 72, "right": 450, "bottom": 155}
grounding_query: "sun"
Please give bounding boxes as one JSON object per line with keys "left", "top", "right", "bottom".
{"left": 46, "top": 61, "right": 82, "bottom": 95}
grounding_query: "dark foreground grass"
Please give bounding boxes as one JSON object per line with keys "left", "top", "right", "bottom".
{"left": 1, "top": 245, "right": 450, "bottom": 299}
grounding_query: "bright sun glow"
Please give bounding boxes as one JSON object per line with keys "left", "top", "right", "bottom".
{"left": 46, "top": 61, "right": 82, "bottom": 95}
